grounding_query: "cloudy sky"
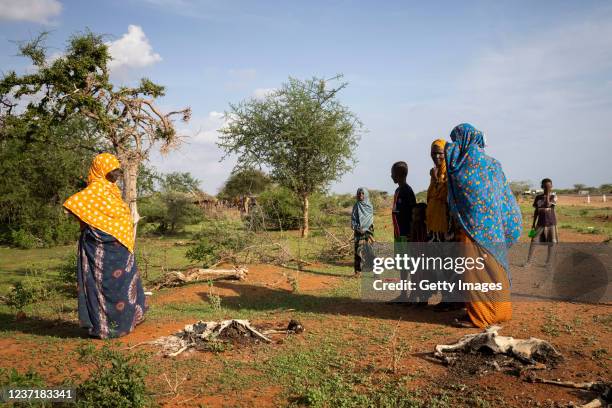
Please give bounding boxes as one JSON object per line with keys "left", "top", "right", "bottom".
{"left": 1, "top": 0, "right": 610, "bottom": 194}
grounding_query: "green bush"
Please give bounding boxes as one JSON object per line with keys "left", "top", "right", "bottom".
{"left": 245, "top": 188, "right": 364, "bottom": 231}
{"left": 57, "top": 253, "right": 78, "bottom": 286}
{"left": 10, "top": 229, "right": 39, "bottom": 249}
{"left": 187, "top": 219, "right": 252, "bottom": 267}
{"left": 5, "top": 282, "right": 35, "bottom": 312}
{"left": 0, "top": 117, "right": 96, "bottom": 248}
{"left": 248, "top": 186, "right": 302, "bottom": 231}
{"left": 0, "top": 367, "right": 46, "bottom": 388}
{"left": 5, "top": 278, "right": 52, "bottom": 312}
{"left": 139, "top": 191, "right": 202, "bottom": 234}
{"left": 5, "top": 216, "right": 80, "bottom": 249}
{"left": 75, "top": 344, "right": 152, "bottom": 408}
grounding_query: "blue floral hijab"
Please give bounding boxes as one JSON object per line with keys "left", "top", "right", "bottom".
{"left": 445, "top": 123, "right": 522, "bottom": 274}
{"left": 351, "top": 187, "right": 374, "bottom": 232}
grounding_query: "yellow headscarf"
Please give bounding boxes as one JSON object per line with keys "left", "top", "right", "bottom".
{"left": 426, "top": 139, "right": 448, "bottom": 233}
{"left": 63, "top": 153, "right": 135, "bottom": 252}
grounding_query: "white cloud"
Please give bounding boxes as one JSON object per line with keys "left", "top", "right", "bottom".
{"left": 107, "top": 25, "right": 162, "bottom": 72}
{"left": 150, "top": 110, "right": 235, "bottom": 193}
{"left": 0, "top": 0, "right": 61, "bottom": 24}
{"left": 178, "top": 110, "right": 226, "bottom": 144}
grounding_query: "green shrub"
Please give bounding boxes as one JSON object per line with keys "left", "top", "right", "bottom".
{"left": 5, "top": 278, "right": 52, "bottom": 312}
{"left": 187, "top": 219, "right": 252, "bottom": 267}
{"left": 139, "top": 191, "right": 203, "bottom": 234}
{"left": 75, "top": 344, "right": 152, "bottom": 408}
{"left": 5, "top": 282, "right": 35, "bottom": 312}
{"left": 10, "top": 229, "right": 39, "bottom": 249}
{"left": 57, "top": 253, "right": 78, "bottom": 286}
{"left": 248, "top": 186, "right": 302, "bottom": 231}
{"left": 246, "top": 187, "right": 347, "bottom": 231}
{"left": 0, "top": 367, "right": 46, "bottom": 388}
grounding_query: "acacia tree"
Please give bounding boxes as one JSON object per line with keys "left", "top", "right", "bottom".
{"left": 218, "top": 168, "right": 271, "bottom": 202}
{"left": 0, "top": 32, "right": 190, "bottom": 234}
{"left": 218, "top": 76, "right": 361, "bottom": 237}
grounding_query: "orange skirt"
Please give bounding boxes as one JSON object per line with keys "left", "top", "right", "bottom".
{"left": 456, "top": 228, "right": 512, "bottom": 328}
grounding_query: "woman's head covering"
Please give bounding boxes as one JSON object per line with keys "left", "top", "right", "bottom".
{"left": 87, "top": 153, "right": 121, "bottom": 184}
{"left": 445, "top": 123, "right": 522, "bottom": 274}
{"left": 351, "top": 187, "right": 374, "bottom": 231}
{"left": 430, "top": 138, "right": 447, "bottom": 182}
{"left": 63, "top": 153, "right": 135, "bottom": 252}
{"left": 426, "top": 138, "right": 449, "bottom": 233}
{"left": 431, "top": 138, "right": 447, "bottom": 149}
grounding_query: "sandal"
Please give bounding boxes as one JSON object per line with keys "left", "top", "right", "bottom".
{"left": 452, "top": 317, "right": 477, "bottom": 328}
{"left": 452, "top": 318, "right": 476, "bottom": 328}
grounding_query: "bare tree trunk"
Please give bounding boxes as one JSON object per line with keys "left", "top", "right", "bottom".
{"left": 118, "top": 154, "right": 141, "bottom": 238}
{"left": 301, "top": 194, "right": 309, "bottom": 238}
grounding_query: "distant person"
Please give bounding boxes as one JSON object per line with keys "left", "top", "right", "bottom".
{"left": 525, "top": 178, "right": 558, "bottom": 266}
{"left": 351, "top": 187, "right": 374, "bottom": 277}
{"left": 426, "top": 138, "right": 461, "bottom": 312}
{"left": 426, "top": 139, "right": 450, "bottom": 242}
{"left": 411, "top": 203, "right": 428, "bottom": 243}
{"left": 391, "top": 161, "right": 417, "bottom": 302}
{"left": 446, "top": 124, "right": 522, "bottom": 328}
{"left": 63, "top": 153, "right": 147, "bottom": 339}
{"left": 410, "top": 202, "right": 430, "bottom": 305}
{"left": 391, "top": 161, "right": 417, "bottom": 242}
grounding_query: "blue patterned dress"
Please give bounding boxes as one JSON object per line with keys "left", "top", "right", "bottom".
{"left": 77, "top": 226, "right": 147, "bottom": 339}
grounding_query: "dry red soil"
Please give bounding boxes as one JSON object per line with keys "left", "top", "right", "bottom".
{"left": 2, "top": 261, "right": 610, "bottom": 406}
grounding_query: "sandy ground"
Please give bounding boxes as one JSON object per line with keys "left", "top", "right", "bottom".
{"left": 556, "top": 194, "right": 610, "bottom": 208}
{"left": 1, "top": 260, "right": 610, "bottom": 407}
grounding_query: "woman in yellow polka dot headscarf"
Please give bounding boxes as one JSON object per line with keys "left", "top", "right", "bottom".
{"left": 64, "top": 153, "right": 134, "bottom": 252}
{"left": 63, "top": 153, "right": 146, "bottom": 339}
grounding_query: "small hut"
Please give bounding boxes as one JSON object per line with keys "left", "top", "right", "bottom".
{"left": 192, "top": 190, "right": 219, "bottom": 210}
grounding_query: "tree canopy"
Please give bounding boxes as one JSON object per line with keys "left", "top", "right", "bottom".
{"left": 218, "top": 75, "right": 362, "bottom": 236}
{"left": 218, "top": 168, "right": 271, "bottom": 202}
{"left": 0, "top": 30, "right": 190, "bottom": 239}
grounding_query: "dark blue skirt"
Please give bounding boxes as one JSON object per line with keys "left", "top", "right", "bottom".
{"left": 77, "top": 226, "right": 147, "bottom": 338}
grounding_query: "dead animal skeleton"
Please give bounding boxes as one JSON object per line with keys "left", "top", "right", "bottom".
{"left": 434, "top": 327, "right": 610, "bottom": 407}
{"left": 434, "top": 325, "right": 562, "bottom": 366}
{"left": 151, "top": 319, "right": 303, "bottom": 357}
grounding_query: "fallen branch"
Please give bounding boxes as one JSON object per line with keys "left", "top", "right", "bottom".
{"left": 151, "top": 267, "right": 247, "bottom": 289}
{"left": 526, "top": 376, "right": 611, "bottom": 408}
{"left": 319, "top": 227, "right": 353, "bottom": 262}
{"left": 529, "top": 378, "right": 602, "bottom": 390}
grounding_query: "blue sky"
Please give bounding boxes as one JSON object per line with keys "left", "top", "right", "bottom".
{"left": 1, "top": 0, "right": 611, "bottom": 194}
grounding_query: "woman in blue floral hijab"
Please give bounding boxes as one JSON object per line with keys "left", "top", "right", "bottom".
{"left": 446, "top": 123, "right": 522, "bottom": 327}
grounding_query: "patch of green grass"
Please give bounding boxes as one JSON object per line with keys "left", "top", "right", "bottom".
{"left": 592, "top": 314, "right": 612, "bottom": 329}
{"left": 591, "top": 348, "right": 608, "bottom": 360}
{"left": 263, "top": 341, "right": 420, "bottom": 407}
{"left": 518, "top": 201, "right": 612, "bottom": 238}
{"left": 541, "top": 311, "right": 561, "bottom": 337}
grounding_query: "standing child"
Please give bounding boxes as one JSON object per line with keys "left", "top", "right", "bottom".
{"left": 351, "top": 187, "right": 374, "bottom": 277}
{"left": 525, "top": 178, "right": 558, "bottom": 266}
{"left": 391, "top": 161, "right": 417, "bottom": 242}
{"left": 391, "top": 162, "right": 417, "bottom": 302}
{"left": 411, "top": 203, "right": 428, "bottom": 243}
